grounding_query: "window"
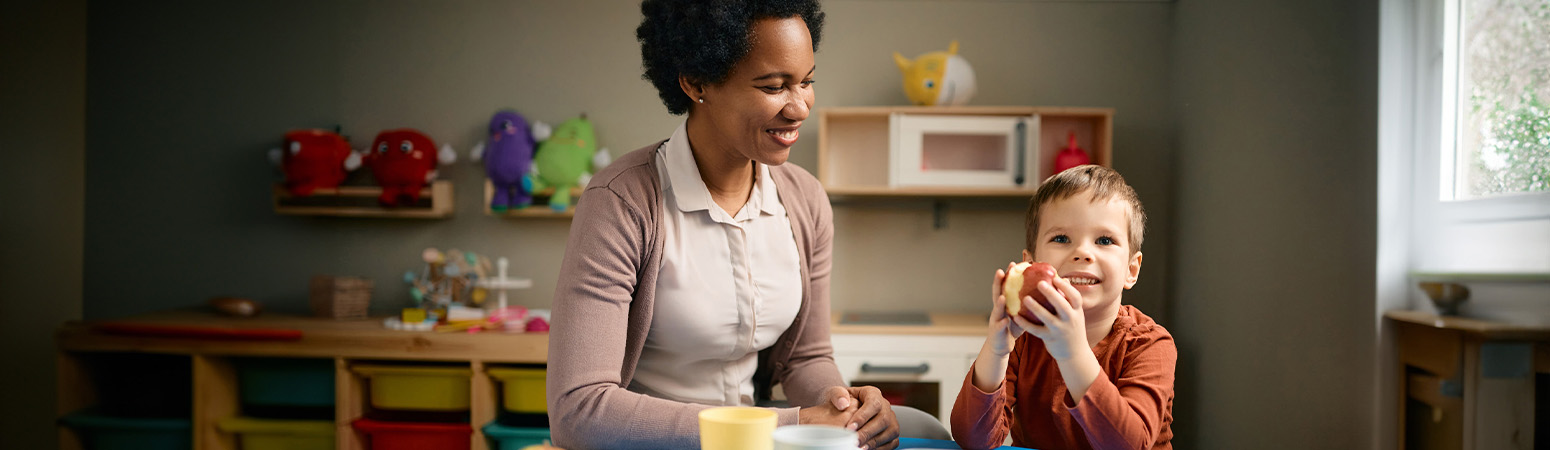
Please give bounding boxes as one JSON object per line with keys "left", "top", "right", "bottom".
{"left": 1385, "top": 0, "right": 1550, "bottom": 276}
{"left": 1379, "top": 2, "right": 1550, "bottom": 444}
{"left": 1444, "top": 0, "right": 1549, "bottom": 201}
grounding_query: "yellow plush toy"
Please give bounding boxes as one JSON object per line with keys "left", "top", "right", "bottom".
{"left": 893, "top": 41, "right": 977, "bottom": 106}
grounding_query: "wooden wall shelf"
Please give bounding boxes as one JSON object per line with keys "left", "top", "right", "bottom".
{"left": 482, "top": 180, "right": 580, "bottom": 218}
{"left": 818, "top": 105, "right": 1114, "bottom": 198}
{"left": 56, "top": 311, "right": 547, "bottom": 450}
{"left": 273, "top": 181, "right": 454, "bottom": 219}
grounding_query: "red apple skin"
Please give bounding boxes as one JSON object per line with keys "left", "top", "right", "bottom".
{"left": 1016, "top": 262, "right": 1059, "bottom": 325}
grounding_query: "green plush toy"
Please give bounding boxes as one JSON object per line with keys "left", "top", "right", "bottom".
{"left": 528, "top": 116, "right": 598, "bottom": 211}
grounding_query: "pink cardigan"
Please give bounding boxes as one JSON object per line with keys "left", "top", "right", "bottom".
{"left": 545, "top": 142, "right": 846, "bottom": 449}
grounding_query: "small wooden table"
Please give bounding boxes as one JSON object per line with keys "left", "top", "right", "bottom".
{"left": 56, "top": 310, "right": 549, "bottom": 450}
{"left": 1386, "top": 310, "right": 1550, "bottom": 450}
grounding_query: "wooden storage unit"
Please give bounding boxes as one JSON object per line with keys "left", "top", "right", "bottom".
{"left": 1387, "top": 310, "right": 1549, "bottom": 450}
{"left": 56, "top": 311, "right": 548, "bottom": 450}
{"left": 818, "top": 106, "right": 1113, "bottom": 197}
{"left": 273, "top": 181, "right": 455, "bottom": 219}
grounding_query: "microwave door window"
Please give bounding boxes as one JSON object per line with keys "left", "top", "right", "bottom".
{"left": 920, "top": 133, "right": 1008, "bottom": 172}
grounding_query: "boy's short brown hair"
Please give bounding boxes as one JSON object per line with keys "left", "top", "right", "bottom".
{"left": 1024, "top": 165, "right": 1146, "bottom": 254}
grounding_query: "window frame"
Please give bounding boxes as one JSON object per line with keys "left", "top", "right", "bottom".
{"left": 1406, "top": 0, "right": 1550, "bottom": 273}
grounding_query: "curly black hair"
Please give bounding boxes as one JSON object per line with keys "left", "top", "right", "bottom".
{"left": 637, "top": 0, "right": 825, "bottom": 115}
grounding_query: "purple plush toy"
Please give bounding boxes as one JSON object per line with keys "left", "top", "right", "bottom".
{"left": 472, "top": 110, "right": 547, "bottom": 212}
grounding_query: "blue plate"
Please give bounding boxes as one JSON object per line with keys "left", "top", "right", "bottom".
{"left": 897, "top": 437, "right": 1037, "bottom": 450}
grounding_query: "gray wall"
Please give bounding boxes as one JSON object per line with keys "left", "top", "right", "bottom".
{"left": 1, "top": 0, "right": 87, "bottom": 448}
{"left": 820, "top": 1, "right": 1176, "bottom": 320}
{"left": 43, "top": 1, "right": 1390, "bottom": 449}
{"left": 1170, "top": 0, "right": 1379, "bottom": 448}
{"left": 83, "top": 0, "right": 1175, "bottom": 323}
{"left": 84, "top": 0, "right": 660, "bottom": 319}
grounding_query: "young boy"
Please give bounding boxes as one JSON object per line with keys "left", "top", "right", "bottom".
{"left": 950, "top": 165, "right": 1175, "bottom": 450}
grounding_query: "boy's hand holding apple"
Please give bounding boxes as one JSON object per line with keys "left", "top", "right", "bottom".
{"left": 986, "top": 263, "right": 1024, "bottom": 357}
{"left": 1015, "top": 275, "right": 1090, "bottom": 363}
{"left": 986, "top": 260, "right": 1064, "bottom": 356}
{"left": 976, "top": 261, "right": 1090, "bottom": 393}
{"left": 1000, "top": 261, "right": 1091, "bottom": 361}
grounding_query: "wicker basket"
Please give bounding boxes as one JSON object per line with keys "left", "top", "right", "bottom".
{"left": 310, "top": 276, "right": 373, "bottom": 319}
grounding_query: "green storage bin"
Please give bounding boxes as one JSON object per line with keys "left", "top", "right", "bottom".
{"left": 217, "top": 417, "right": 333, "bottom": 450}
{"left": 352, "top": 364, "right": 472, "bottom": 411}
{"left": 482, "top": 421, "right": 550, "bottom": 450}
{"left": 486, "top": 367, "right": 546, "bottom": 413}
{"left": 59, "top": 411, "right": 191, "bottom": 450}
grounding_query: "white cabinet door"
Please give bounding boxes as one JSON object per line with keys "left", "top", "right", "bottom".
{"left": 831, "top": 334, "right": 984, "bottom": 424}
{"left": 833, "top": 353, "right": 964, "bottom": 423}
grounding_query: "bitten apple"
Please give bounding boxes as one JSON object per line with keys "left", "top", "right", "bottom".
{"left": 1001, "top": 262, "right": 1060, "bottom": 325}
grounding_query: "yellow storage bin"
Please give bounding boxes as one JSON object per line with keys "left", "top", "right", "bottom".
{"left": 352, "top": 365, "right": 472, "bottom": 411}
{"left": 487, "top": 367, "right": 547, "bottom": 413}
{"left": 216, "top": 417, "right": 333, "bottom": 450}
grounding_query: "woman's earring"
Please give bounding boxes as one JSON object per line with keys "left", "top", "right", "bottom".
{"left": 697, "top": 98, "right": 704, "bottom": 104}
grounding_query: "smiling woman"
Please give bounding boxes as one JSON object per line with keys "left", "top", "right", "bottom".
{"left": 543, "top": 1, "right": 903, "bottom": 450}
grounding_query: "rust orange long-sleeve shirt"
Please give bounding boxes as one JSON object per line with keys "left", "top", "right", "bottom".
{"left": 951, "top": 305, "right": 1176, "bottom": 450}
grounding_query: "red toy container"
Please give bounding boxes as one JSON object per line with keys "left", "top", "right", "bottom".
{"left": 351, "top": 418, "right": 471, "bottom": 450}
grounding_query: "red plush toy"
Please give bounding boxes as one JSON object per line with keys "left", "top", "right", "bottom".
{"left": 365, "top": 129, "right": 456, "bottom": 206}
{"left": 273, "top": 129, "right": 357, "bottom": 196}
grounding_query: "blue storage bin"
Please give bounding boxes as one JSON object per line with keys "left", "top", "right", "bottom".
{"left": 235, "top": 358, "right": 335, "bottom": 407}
{"left": 59, "top": 411, "right": 191, "bottom": 450}
{"left": 482, "top": 421, "right": 550, "bottom": 450}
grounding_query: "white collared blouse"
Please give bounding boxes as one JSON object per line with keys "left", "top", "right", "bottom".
{"left": 628, "top": 122, "right": 804, "bottom": 407}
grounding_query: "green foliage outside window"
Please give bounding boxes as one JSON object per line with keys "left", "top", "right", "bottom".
{"left": 1462, "top": 0, "right": 1549, "bottom": 197}
{"left": 1470, "top": 91, "right": 1549, "bottom": 195}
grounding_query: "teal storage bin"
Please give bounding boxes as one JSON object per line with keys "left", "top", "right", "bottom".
{"left": 236, "top": 358, "right": 335, "bottom": 407}
{"left": 482, "top": 421, "right": 550, "bottom": 450}
{"left": 59, "top": 411, "right": 191, "bottom": 450}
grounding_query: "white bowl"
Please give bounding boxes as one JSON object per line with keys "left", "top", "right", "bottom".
{"left": 773, "top": 425, "right": 859, "bottom": 450}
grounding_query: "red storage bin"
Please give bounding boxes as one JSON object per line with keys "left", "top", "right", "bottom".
{"left": 351, "top": 418, "right": 471, "bottom": 450}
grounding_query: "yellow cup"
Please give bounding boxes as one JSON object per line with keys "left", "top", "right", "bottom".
{"left": 699, "top": 406, "right": 777, "bottom": 450}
